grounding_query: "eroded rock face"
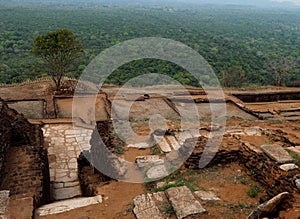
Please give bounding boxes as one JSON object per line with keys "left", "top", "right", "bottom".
{"left": 165, "top": 186, "right": 206, "bottom": 219}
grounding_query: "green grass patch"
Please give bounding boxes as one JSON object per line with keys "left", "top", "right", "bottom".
{"left": 247, "top": 185, "right": 262, "bottom": 198}
{"left": 286, "top": 149, "right": 300, "bottom": 167}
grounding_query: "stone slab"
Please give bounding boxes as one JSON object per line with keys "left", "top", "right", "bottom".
{"left": 52, "top": 185, "right": 82, "bottom": 200}
{"left": 35, "top": 195, "right": 102, "bottom": 217}
{"left": 136, "top": 155, "right": 164, "bottom": 168}
{"left": 165, "top": 186, "right": 206, "bottom": 219}
{"left": 244, "top": 126, "right": 262, "bottom": 136}
{"left": 133, "top": 193, "right": 164, "bottom": 219}
{"left": 127, "top": 142, "right": 149, "bottom": 149}
{"left": 165, "top": 136, "right": 181, "bottom": 150}
{"left": 226, "top": 126, "right": 245, "bottom": 135}
{"left": 153, "top": 135, "right": 172, "bottom": 153}
{"left": 260, "top": 144, "right": 294, "bottom": 164}
{"left": 194, "top": 191, "right": 220, "bottom": 201}
{"left": 175, "top": 131, "right": 194, "bottom": 145}
{"left": 279, "top": 163, "right": 299, "bottom": 171}
{"left": 146, "top": 165, "right": 169, "bottom": 180}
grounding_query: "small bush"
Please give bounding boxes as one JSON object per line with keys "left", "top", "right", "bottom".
{"left": 247, "top": 185, "right": 261, "bottom": 198}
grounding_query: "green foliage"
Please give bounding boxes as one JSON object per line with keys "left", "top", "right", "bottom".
{"left": 0, "top": 3, "right": 299, "bottom": 86}
{"left": 286, "top": 149, "right": 300, "bottom": 167}
{"left": 161, "top": 201, "right": 175, "bottom": 215}
{"left": 32, "top": 29, "right": 83, "bottom": 90}
{"left": 247, "top": 185, "right": 262, "bottom": 198}
{"left": 154, "top": 182, "right": 185, "bottom": 192}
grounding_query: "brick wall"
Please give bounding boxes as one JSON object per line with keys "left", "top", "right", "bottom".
{"left": 0, "top": 99, "right": 50, "bottom": 212}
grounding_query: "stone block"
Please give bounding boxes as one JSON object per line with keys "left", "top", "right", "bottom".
{"left": 136, "top": 155, "right": 164, "bottom": 168}
{"left": 133, "top": 193, "right": 164, "bottom": 219}
{"left": 35, "top": 195, "right": 102, "bottom": 216}
{"left": 165, "top": 136, "right": 181, "bottom": 150}
{"left": 279, "top": 163, "right": 299, "bottom": 171}
{"left": 52, "top": 185, "right": 82, "bottom": 200}
{"left": 194, "top": 190, "right": 220, "bottom": 201}
{"left": 153, "top": 135, "right": 172, "bottom": 153}
{"left": 146, "top": 165, "right": 168, "bottom": 180}
{"left": 165, "top": 186, "right": 206, "bottom": 219}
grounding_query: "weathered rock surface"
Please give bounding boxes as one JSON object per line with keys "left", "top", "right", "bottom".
{"left": 0, "top": 190, "right": 9, "bottom": 216}
{"left": 35, "top": 195, "right": 102, "bottom": 217}
{"left": 194, "top": 190, "right": 220, "bottom": 201}
{"left": 165, "top": 186, "right": 206, "bottom": 219}
{"left": 247, "top": 192, "right": 289, "bottom": 219}
{"left": 127, "top": 142, "right": 149, "bottom": 149}
{"left": 260, "top": 144, "right": 294, "bottom": 164}
{"left": 153, "top": 135, "right": 172, "bottom": 153}
{"left": 244, "top": 126, "right": 262, "bottom": 136}
{"left": 226, "top": 126, "right": 244, "bottom": 135}
{"left": 133, "top": 193, "right": 164, "bottom": 219}
{"left": 295, "top": 179, "right": 300, "bottom": 191}
{"left": 52, "top": 186, "right": 82, "bottom": 200}
{"left": 136, "top": 155, "right": 164, "bottom": 168}
{"left": 279, "top": 163, "right": 299, "bottom": 171}
{"left": 146, "top": 165, "right": 169, "bottom": 180}
{"left": 165, "top": 136, "right": 181, "bottom": 150}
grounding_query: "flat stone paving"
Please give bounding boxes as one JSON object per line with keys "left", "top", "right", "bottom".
{"left": 43, "top": 123, "right": 93, "bottom": 200}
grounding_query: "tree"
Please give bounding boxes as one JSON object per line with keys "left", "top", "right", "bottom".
{"left": 32, "top": 29, "right": 83, "bottom": 91}
{"left": 269, "top": 57, "right": 296, "bottom": 86}
{"left": 221, "top": 66, "right": 245, "bottom": 88}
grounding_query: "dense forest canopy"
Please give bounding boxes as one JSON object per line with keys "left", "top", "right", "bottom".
{"left": 0, "top": 0, "right": 299, "bottom": 86}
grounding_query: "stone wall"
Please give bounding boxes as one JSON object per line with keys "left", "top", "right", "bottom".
{"left": 0, "top": 99, "right": 50, "bottom": 215}
{"left": 239, "top": 143, "right": 300, "bottom": 200}
{"left": 181, "top": 135, "right": 300, "bottom": 201}
{"left": 181, "top": 136, "right": 241, "bottom": 169}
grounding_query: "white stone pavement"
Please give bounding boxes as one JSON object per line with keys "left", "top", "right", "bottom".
{"left": 42, "top": 123, "right": 93, "bottom": 201}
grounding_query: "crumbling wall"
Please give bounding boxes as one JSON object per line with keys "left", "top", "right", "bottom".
{"left": 0, "top": 99, "right": 50, "bottom": 213}
{"left": 78, "top": 121, "right": 119, "bottom": 196}
{"left": 239, "top": 143, "right": 300, "bottom": 200}
{"left": 181, "top": 136, "right": 240, "bottom": 169}
{"left": 180, "top": 135, "right": 300, "bottom": 202}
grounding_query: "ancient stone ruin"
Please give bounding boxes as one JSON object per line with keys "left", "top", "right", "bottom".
{"left": 0, "top": 80, "right": 299, "bottom": 218}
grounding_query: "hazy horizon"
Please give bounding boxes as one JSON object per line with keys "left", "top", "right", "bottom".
{"left": 1, "top": 0, "right": 300, "bottom": 9}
